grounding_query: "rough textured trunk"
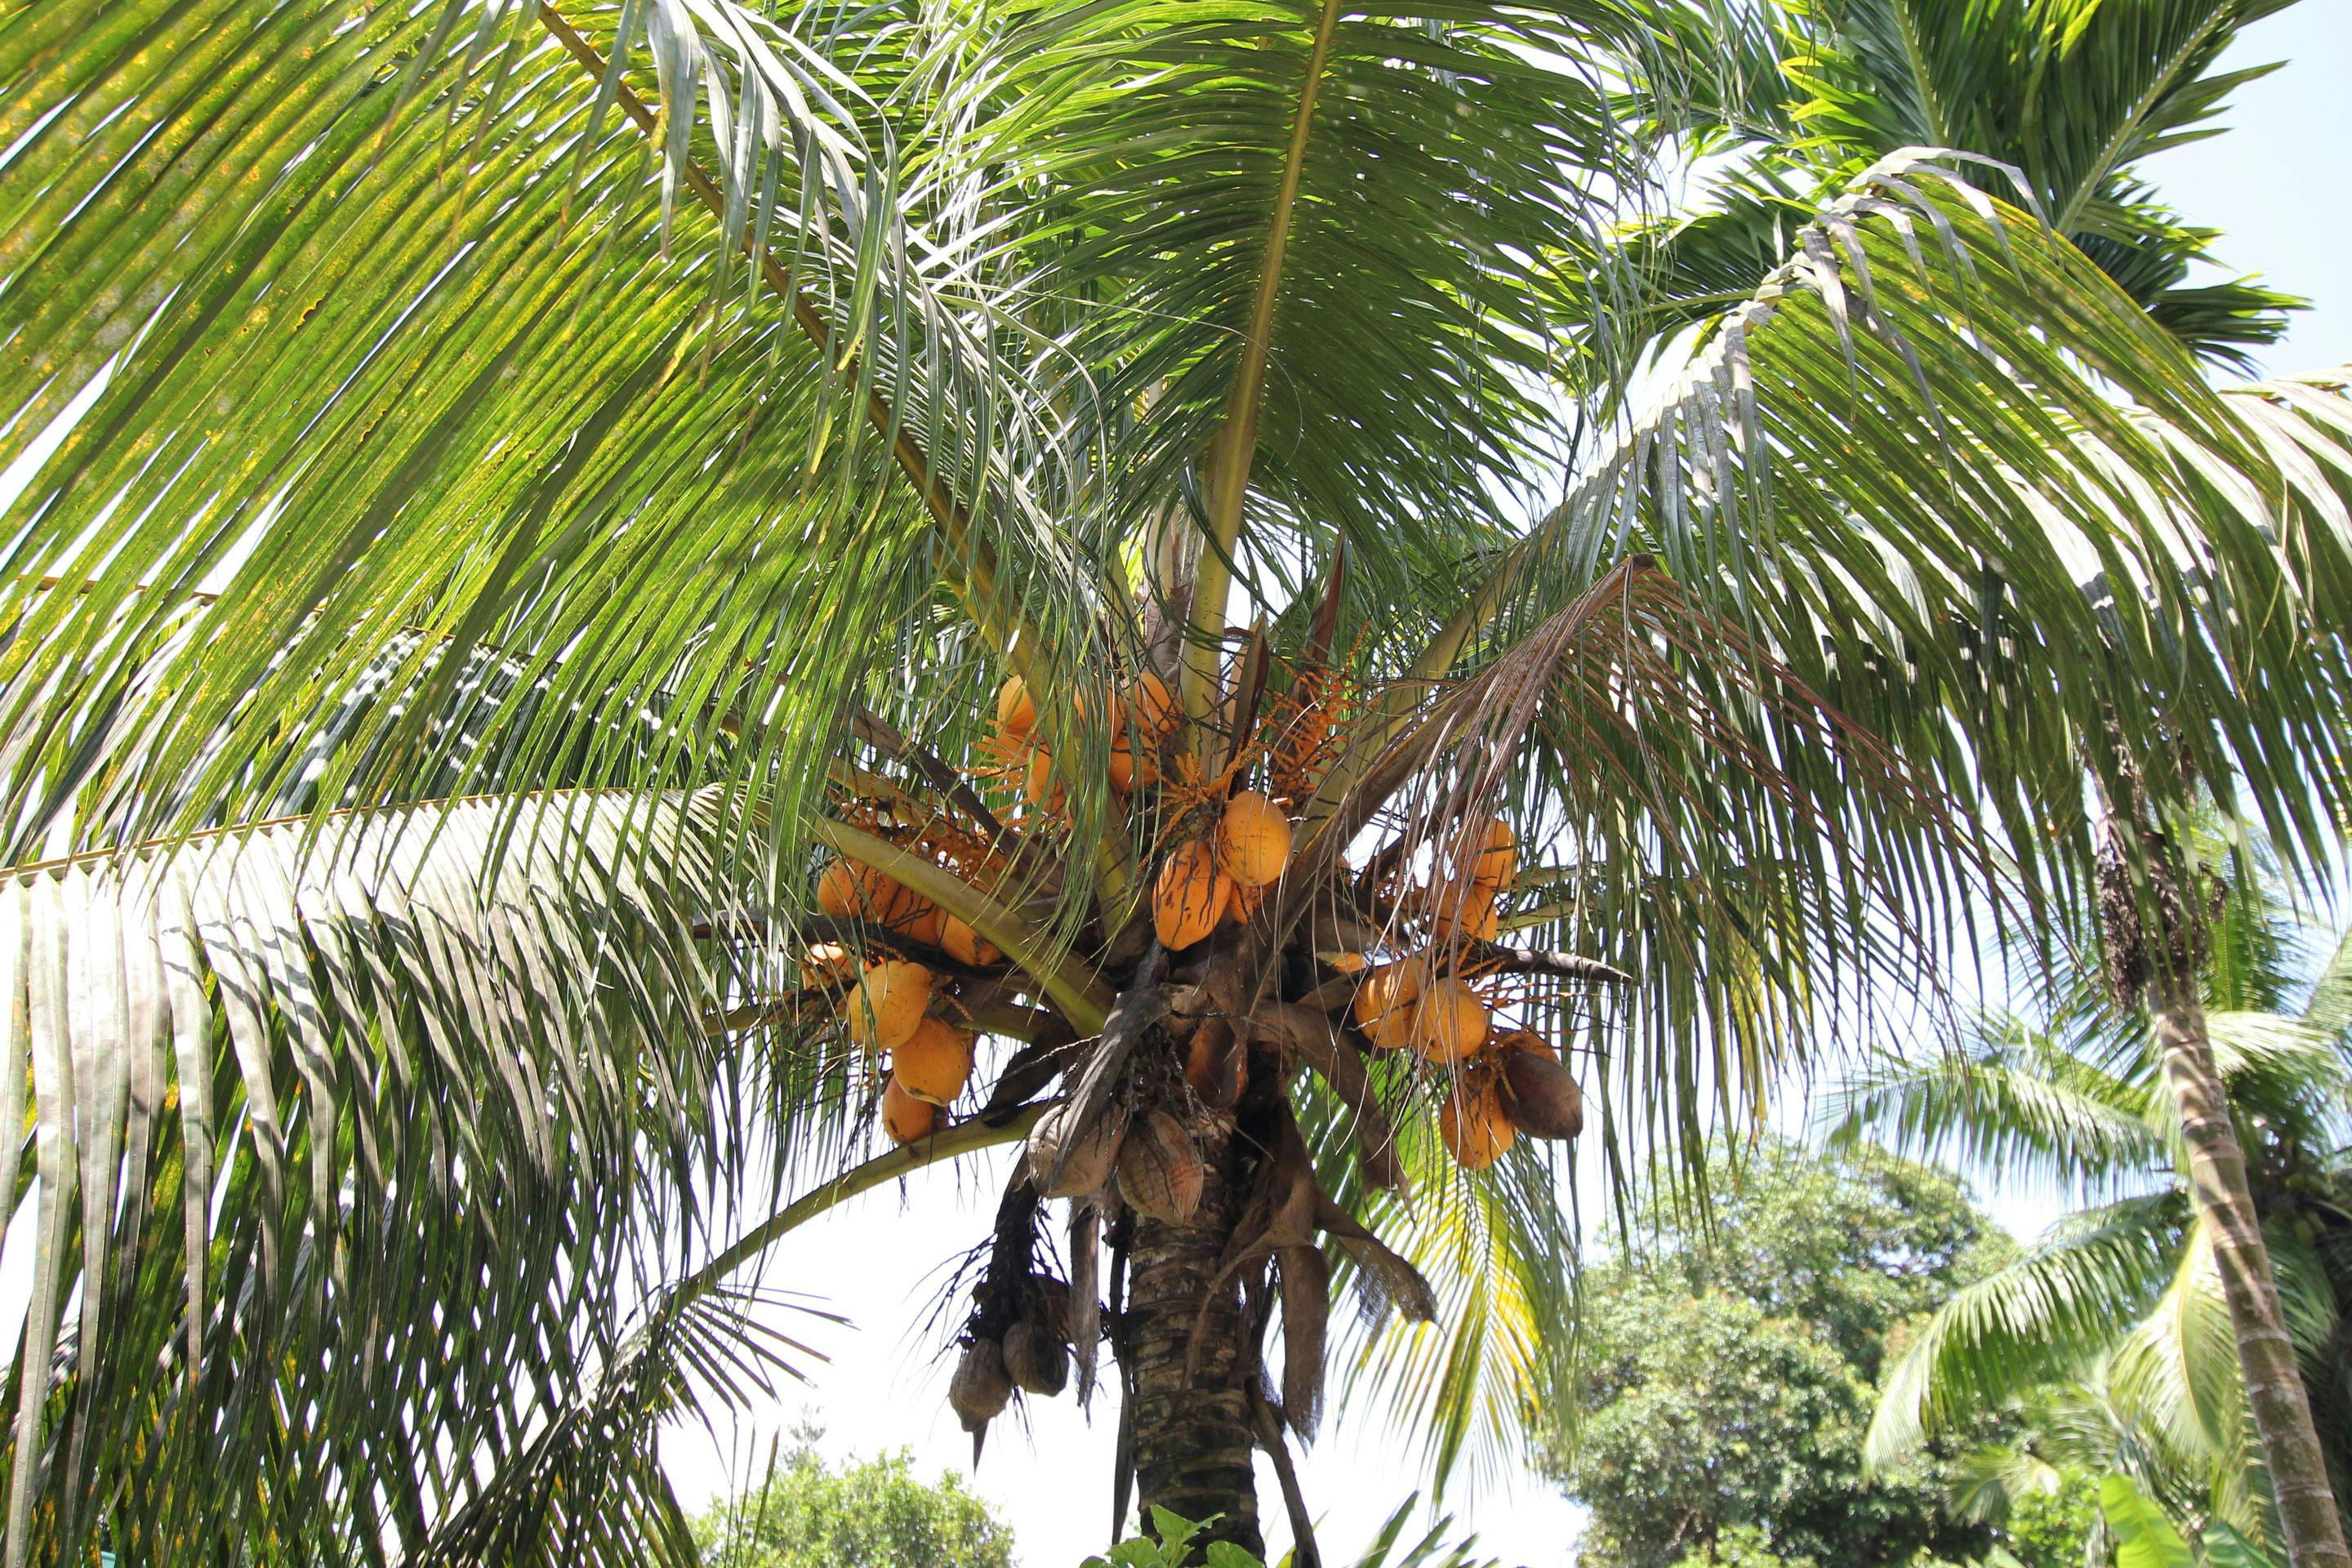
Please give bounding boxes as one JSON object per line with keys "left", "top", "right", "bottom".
{"left": 1122, "top": 1120, "right": 1263, "bottom": 1557}
{"left": 2153, "top": 996, "right": 2352, "bottom": 1568}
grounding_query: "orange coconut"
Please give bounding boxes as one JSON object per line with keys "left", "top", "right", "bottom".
{"left": 997, "top": 675, "right": 1036, "bottom": 734}
{"left": 816, "top": 858, "right": 865, "bottom": 920}
{"left": 1023, "top": 746, "right": 1063, "bottom": 812}
{"left": 1361, "top": 1008, "right": 1419, "bottom": 1052}
{"left": 1350, "top": 957, "right": 1426, "bottom": 1027}
{"left": 1455, "top": 817, "right": 1517, "bottom": 898}
{"left": 897, "top": 898, "right": 945, "bottom": 947}
{"left": 845, "top": 960, "right": 933, "bottom": 1054}
{"left": 1439, "top": 1080, "right": 1517, "bottom": 1170}
{"left": 882, "top": 1079, "right": 944, "bottom": 1145}
{"left": 1215, "top": 791, "right": 1292, "bottom": 890}
{"left": 1126, "top": 671, "right": 1178, "bottom": 742}
{"left": 1108, "top": 739, "right": 1160, "bottom": 794}
{"left": 1409, "top": 976, "right": 1490, "bottom": 1064}
{"left": 1153, "top": 840, "right": 1229, "bottom": 951}
{"left": 1225, "top": 876, "right": 1265, "bottom": 926}
{"left": 1429, "top": 892, "right": 1500, "bottom": 943}
{"left": 893, "top": 1017, "right": 977, "bottom": 1106}
{"left": 939, "top": 915, "right": 1001, "bottom": 967}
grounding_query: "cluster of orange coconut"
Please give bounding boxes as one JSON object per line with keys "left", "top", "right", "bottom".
{"left": 808, "top": 857, "right": 999, "bottom": 1146}
{"left": 802, "top": 657, "right": 1579, "bottom": 1174}
{"left": 1342, "top": 818, "right": 1584, "bottom": 1169}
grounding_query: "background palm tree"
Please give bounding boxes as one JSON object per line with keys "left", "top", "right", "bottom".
{"left": 1592, "top": 0, "right": 2308, "bottom": 379}
{"left": 6, "top": 1, "right": 2352, "bottom": 1565}
{"left": 1590, "top": 6, "right": 2352, "bottom": 1554}
{"left": 1832, "top": 853, "right": 2352, "bottom": 1556}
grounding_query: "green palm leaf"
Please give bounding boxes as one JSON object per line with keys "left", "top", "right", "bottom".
{"left": 1868, "top": 1192, "right": 2189, "bottom": 1466}
{"left": 0, "top": 787, "right": 821, "bottom": 1566}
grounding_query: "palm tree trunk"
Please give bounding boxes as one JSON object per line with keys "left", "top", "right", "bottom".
{"left": 2152, "top": 994, "right": 2351, "bottom": 1567}
{"left": 1121, "top": 1120, "right": 1264, "bottom": 1557}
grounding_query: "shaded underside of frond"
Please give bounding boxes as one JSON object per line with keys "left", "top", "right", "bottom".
{"left": 0, "top": 790, "right": 800, "bottom": 1567}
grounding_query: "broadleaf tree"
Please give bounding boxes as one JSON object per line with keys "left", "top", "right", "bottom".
{"left": 4, "top": 1, "right": 2352, "bottom": 1565}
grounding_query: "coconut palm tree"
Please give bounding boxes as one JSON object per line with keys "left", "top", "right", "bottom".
{"left": 4, "top": 2, "right": 2352, "bottom": 1566}
{"left": 1830, "top": 866, "right": 2352, "bottom": 1555}
{"left": 1591, "top": 0, "right": 2309, "bottom": 379}
{"left": 1592, "top": 7, "right": 2352, "bottom": 1557}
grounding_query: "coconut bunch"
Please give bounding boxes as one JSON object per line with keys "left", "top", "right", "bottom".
{"left": 989, "top": 667, "right": 1181, "bottom": 814}
{"left": 1331, "top": 816, "right": 1588, "bottom": 1169}
{"left": 1151, "top": 789, "right": 1294, "bottom": 951}
{"left": 947, "top": 1183, "right": 1081, "bottom": 1452}
{"left": 785, "top": 605, "right": 1616, "bottom": 1457}
{"left": 804, "top": 856, "right": 999, "bottom": 1145}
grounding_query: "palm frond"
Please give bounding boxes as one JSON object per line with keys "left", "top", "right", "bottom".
{"left": 1474, "top": 157, "right": 2352, "bottom": 914}
{"left": 0, "top": 787, "right": 783, "bottom": 1567}
{"left": 1321, "top": 1103, "right": 1580, "bottom": 1501}
{"left": 1867, "top": 1191, "right": 2189, "bottom": 1467}
{"left": 0, "top": 0, "right": 1110, "bottom": 862}
{"left": 1821, "top": 1020, "right": 2166, "bottom": 1201}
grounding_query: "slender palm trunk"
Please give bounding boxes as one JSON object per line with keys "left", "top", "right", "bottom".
{"left": 2152, "top": 995, "right": 2351, "bottom": 1567}
{"left": 1122, "top": 1120, "right": 1263, "bottom": 1557}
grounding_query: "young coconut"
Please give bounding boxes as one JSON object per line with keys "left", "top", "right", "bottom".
{"left": 1350, "top": 956, "right": 1427, "bottom": 1051}
{"left": 1224, "top": 876, "right": 1264, "bottom": 927}
{"left": 1152, "top": 839, "right": 1229, "bottom": 951}
{"left": 1027, "top": 1101, "right": 1127, "bottom": 1198}
{"left": 1023, "top": 746, "right": 1063, "bottom": 813}
{"left": 896, "top": 897, "right": 945, "bottom": 948}
{"left": 948, "top": 1337, "right": 1013, "bottom": 1430}
{"left": 1496, "top": 1031, "right": 1584, "bottom": 1139}
{"left": 881, "top": 1079, "right": 944, "bottom": 1145}
{"left": 996, "top": 675, "right": 1036, "bottom": 735}
{"left": 1117, "top": 1108, "right": 1205, "bottom": 1224}
{"left": 816, "top": 858, "right": 866, "bottom": 920}
{"left": 1428, "top": 891, "right": 1500, "bottom": 943}
{"left": 1409, "top": 976, "right": 1490, "bottom": 1064}
{"left": 1455, "top": 816, "right": 1517, "bottom": 897}
{"left": 1439, "top": 1077, "right": 1517, "bottom": 1170}
{"left": 939, "top": 914, "right": 1001, "bottom": 968}
{"left": 1216, "top": 791, "right": 1292, "bottom": 889}
{"left": 893, "top": 1017, "right": 976, "bottom": 1106}
{"left": 1126, "top": 671, "right": 1178, "bottom": 742}
{"left": 1002, "top": 1319, "right": 1070, "bottom": 1397}
{"left": 1108, "top": 739, "right": 1160, "bottom": 794}
{"left": 846, "top": 960, "right": 933, "bottom": 1054}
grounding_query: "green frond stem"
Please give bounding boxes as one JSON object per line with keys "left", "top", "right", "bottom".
{"left": 1184, "top": 0, "right": 1346, "bottom": 739}
{"left": 678, "top": 1101, "right": 1050, "bottom": 1307}
{"left": 810, "top": 817, "right": 1114, "bottom": 1032}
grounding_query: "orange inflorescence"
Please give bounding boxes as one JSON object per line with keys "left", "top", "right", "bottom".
{"left": 1266, "top": 657, "right": 1354, "bottom": 807}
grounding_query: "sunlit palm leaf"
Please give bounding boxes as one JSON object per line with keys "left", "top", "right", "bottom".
{"left": 0, "top": 787, "right": 783, "bottom": 1566}
{"left": 1867, "top": 1191, "right": 2189, "bottom": 1467}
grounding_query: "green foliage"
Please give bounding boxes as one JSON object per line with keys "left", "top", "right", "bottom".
{"left": 1081, "top": 1502, "right": 1494, "bottom": 1568}
{"left": 2002, "top": 1472, "right": 2105, "bottom": 1567}
{"left": 693, "top": 1430, "right": 1013, "bottom": 1568}
{"left": 1606, "top": 0, "right": 2310, "bottom": 372}
{"left": 1080, "top": 1508, "right": 1263, "bottom": 1568}
{"left": 1555, "top": 1138, "right": 2094, "bottom": 1568}
{"left": 1837, "top": 855, "right": 2352, "bottom": 1552}
{"left": 2102, "top": 1474, "right": 2195, "bottom": 1568}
